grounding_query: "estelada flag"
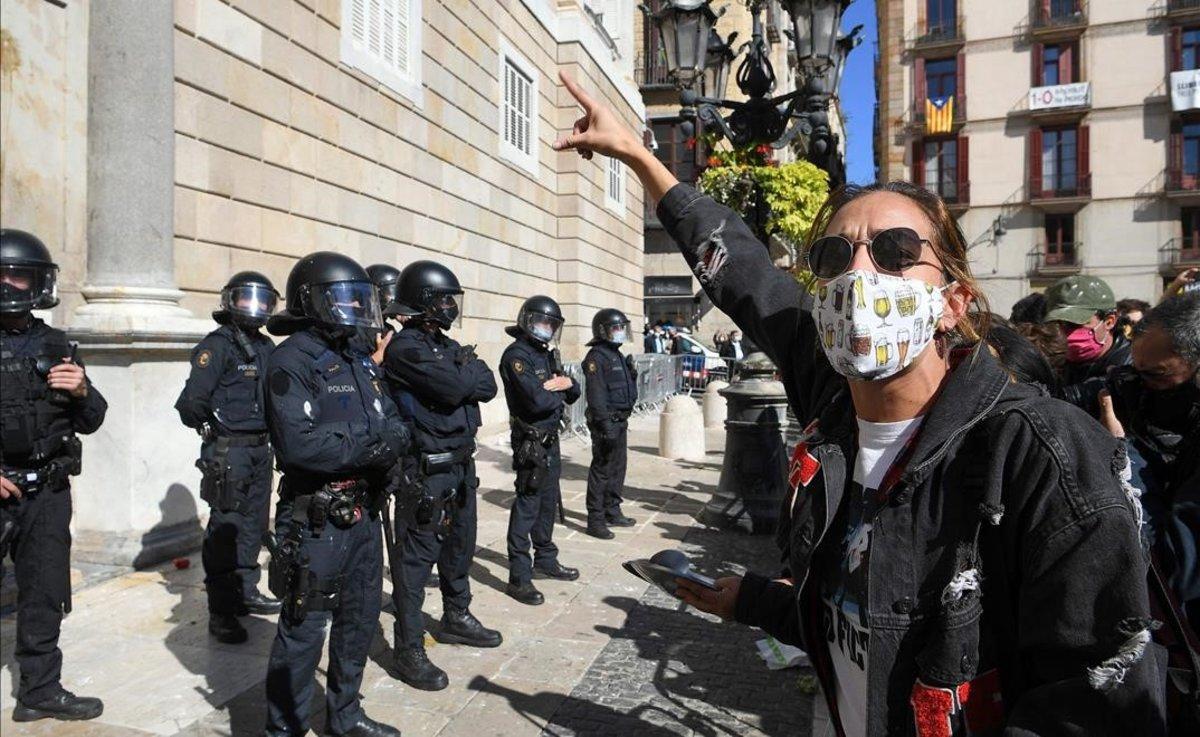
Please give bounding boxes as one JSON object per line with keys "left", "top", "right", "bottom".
{"left": 926, "top": 96, "right": 954, "bottom": 135}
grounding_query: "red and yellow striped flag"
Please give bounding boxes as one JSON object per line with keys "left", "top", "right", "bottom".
{"left": 926, "top": 96, "right": 955, "bottom": 135}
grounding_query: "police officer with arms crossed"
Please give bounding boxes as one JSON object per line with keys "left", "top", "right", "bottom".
{"left": 500, "top": 296, "right": 581, "bottom": 605}
{"left": 381, "top": 260, "right": 501, "bottom": 691}
{"left": 582, "top": 309, "right": 638, "bottom": 539}
{"left": 175, "top": 271, "right": 282, "bottom": 645}
{"left": 0, "top": 229, "right": 107, "bottom": 722}
{"left": 262, "top": 252, "right": 409, "bottom": 737}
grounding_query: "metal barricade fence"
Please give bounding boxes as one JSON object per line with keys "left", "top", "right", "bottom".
{"left": 557, "top": 354, "right": 686, "bottom": 439}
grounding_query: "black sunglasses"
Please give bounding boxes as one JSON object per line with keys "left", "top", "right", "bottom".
{"left": 805, "top": 227, "right": 930, "bottom": 280}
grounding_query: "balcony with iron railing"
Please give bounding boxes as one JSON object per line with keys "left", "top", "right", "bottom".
{"left": 1029, "top": 243, "right": 1083, "bottom": 276}
{"left": 1160, "top": 0, "right": 1200, "bottom": 22}
{"left": 1165, "top": 167, "right": 1200, "bottom": 204}
{"left": 636, "top": 58, "right": 673, "bottom": 90}
{"left": 1030, "top": 172, "right": 1092, "bottom": 211}
{"left": 904, "top": 95, "right": 967, "bottom": 135}
{"left": 1030, "top": 1, "right": 1088, "bottom": 41}
{"left": 904, "top": 20, "right": 964, "bottom": 57}
{"left": 1159, "top": 237, "right": 1200, "bottom": 274}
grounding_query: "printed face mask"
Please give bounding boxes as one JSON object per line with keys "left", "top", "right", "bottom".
{"left": 810, "top": 269, "right": 946, "bottom": 381}
{"left": 1065, "top": 323, "right": 1107, "bottom": 363}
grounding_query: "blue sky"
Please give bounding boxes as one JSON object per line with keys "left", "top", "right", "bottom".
{"left": 840, "top": 1, "right": 877, "bottom": 184}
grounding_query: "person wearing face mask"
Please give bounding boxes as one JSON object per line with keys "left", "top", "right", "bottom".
{"left": 1041, "top": 275, "right": 1131, "bottom": 418}
{"left": 379, "top": 260, "right": 501, "bottom": 691}
{"left": 499, "top": 296, "right": 582, "bottom": 604}
{"left": 582, "top": 308, "right": 639, "bottom": 540}
{"left": 551, "top": 73, "right": 1163, "bottom": 736}
{"left": 1104, "top": 293, "right": 1200, "bottom": 631}
{"left": 175, "top": 271, "right": 282, "bottom": 644}
{"left": 261, "top": 252, "right": 409, "bottom": 737}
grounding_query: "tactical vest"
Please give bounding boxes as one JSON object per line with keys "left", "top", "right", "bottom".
{"left": 0, "top": 331, "right": 75, "bottom": 465}
{"left": 312, "top": 349, "right": 389, "bottom": 428}
{"left": 210, "top": 327, "right": 269, "bottom": 432}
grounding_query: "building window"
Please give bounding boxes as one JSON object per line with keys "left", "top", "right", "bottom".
{"left": 339, "top": 0, "right": 423, "bottom": 106}
{"left": 1183, "top": 208, "right": 1200, "bottom": 251}
{"left": 926, "top": 0, "right": 956, "bottom": 35}
{"left": 1033, "top": 42, "right": 1076, "bottom": 87}
{"left": 1042, "top": 127, "right": 1078, "bottom": 194}
{"left": 498, "top": 42, "right": 539, "bottom": 175}
{"left": 1184, "top": 28, "right": 1200, "bottom": 71}
{"left": 605, "top": 156, "right": 625, "bottom": 214}
{"left": 1044, "top": 214, "right": 1076, "bottom": 265}
{"left": 1043, "top": 45, "right": 1060, "bottom": 86}
{"left": 925, "top": 58, "right": 957, "bottom": 100}
{"left": 651, "top": 119, "right": 700, "bottom": 184}
{"left": 1048, "top": 0, "right": 1078, "bottom": 20}
{"left": 922, "top": 139, "right": 958, "bottom": 200}
{"left": 640, "top": 0, "right": 671, "bottom": 86}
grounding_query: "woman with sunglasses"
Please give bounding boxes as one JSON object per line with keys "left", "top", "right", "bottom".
{"left": 553, "top": 74, "right": 1162, "bottom": 736}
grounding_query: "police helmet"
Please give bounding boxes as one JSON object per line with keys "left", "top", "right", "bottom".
{"left": 216, "top": 270, "right": 278, "bottom": 328}
{"left": 365, "top": 263, "right": 403, "bottom": 317}
{"left": 591, "top": 308, "right": 631, "bottom": 344}
{"left": 0, "top": 229, "right": 59, "bottom": 314}
{"left": 396, "top": 260, "right": 463, "bottom": 329}
{"left": 282, "top": 251, "right": 380, "bottom": 330}
{"left": 515, "top": 295, "right": 564, "bottom": 344}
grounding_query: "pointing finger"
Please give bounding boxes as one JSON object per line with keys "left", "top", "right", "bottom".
{"left": 559, "top": 71, "right": 596, "bottom": 113}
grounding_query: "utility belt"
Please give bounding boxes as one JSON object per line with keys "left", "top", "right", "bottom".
{"left": 1, "top": 436, "right": 83, "bottom": 497}
{"left": 393, "top": 443, "right": 476, "bottom": 530}
{"left": 586, "top": 409, "right": 631, "bottom": 424}
{"left": 417, "top": 443, "right": 475, "bottom": 476}
{"left": 195, "top": 433, "right": 270, "bottom": 511}
{"left": 262, "top": 478, "right": 370, "bottom": 624}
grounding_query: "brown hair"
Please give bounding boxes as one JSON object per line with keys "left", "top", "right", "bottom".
{"left": 802, "top": 181, "right": 992, "bottom": 344}
{"left": 1015, "top": 320, "right": 1068, "bottom": 377}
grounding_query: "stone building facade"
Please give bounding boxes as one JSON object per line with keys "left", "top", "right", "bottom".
{"left": 0, "top": 0, "right": 644, "bottom": 565}
{"left": 876, "top": 0, "right": 1200, "bottom": 313}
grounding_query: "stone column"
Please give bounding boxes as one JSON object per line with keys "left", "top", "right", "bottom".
{"left": 69, "top": 0, "right": 212, "bottom": 567}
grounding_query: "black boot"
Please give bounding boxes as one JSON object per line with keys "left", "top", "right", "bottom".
{"left": 437, "top": 606, "right": 502, "bottom": 648}
{"left": 12, "top": 690, "right": 104, "bottom": 722}
{"left": 242, "top": 591, "right": 283, "bottom": 615}
{"left": 505, "top": 581, "right": 545, "bottom": 605}
{"left": 328, "top": 713, "right": 401, "bottom": 737}
{"left": 208, "top": 613, "right": 248, "bottom": 644}
{"left": 535, "top": 562, "right": 580, "bottom": 581}
{"left": 394, "top": 646, "right": 448, "bottom": 691}
{"left": 586, "top": 523, "right": 615, "bottom": 540}
{"left": 606, "top": 512, "right": 636, "bottom": 527}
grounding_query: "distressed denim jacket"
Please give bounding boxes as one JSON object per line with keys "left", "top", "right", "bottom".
{"left": 657, "top": 184, "right": 1166, "bottom": 737}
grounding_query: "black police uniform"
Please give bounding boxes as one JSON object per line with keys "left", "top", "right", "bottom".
{"left": 0, "top": 318, "right": 107, "bottom": 706}
{"left": 499, "top": 331, "right": 580, "bottom": 585}
{"left": 175, "top": 324, "right": 275, "bottom": 616}
{"left": 263, "top": 327, "right": 406, "bottom": 736}
{"left": 382, "top": 324, "right": 497, "bottom": 651}
{"left": 583, "top": 341, "right": 637, "bottom": 528}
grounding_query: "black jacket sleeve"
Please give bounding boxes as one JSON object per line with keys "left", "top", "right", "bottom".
{"left": 733, "top": 572, "right": 804, "bottom": 647}
{"left": 583, "top": 349, "right": 609, "bottom": 415}
{"left": 267, "top": 358, "right": 400, "bottom": 475}
{"left": 500, "top": 352, "right": 563, "bottom": 420}
{"left": 383, "top": 338, "right": 493, "bottom": 409}
{"left": 463, "top": 358, "right": 498, "bottom": 404}
{"left": 175, "top": 334, "right": 226, "bottom": 429}
{"left": 564, "top": 376, "right": 581, "bottom": 405}
{"left": 70, "top": 356, "right": 107, "bottom": 435}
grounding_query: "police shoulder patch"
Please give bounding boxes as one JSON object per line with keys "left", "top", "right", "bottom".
{"left": 512, "top": 359, "right": 525, "bottom": 374}
{"left": 585, "top": 360, "right": 598, "bottom": 374}
{"left": 195, "top": 349, "right": 213, "bottom": 368}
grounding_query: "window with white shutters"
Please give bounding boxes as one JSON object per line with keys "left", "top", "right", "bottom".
{"left": 606, "top": 156, "right": 625, "bottom": 214}
{"left": 340, "top": 0, "right": 422, "bottom": 106}
{"left": 498, "top": 42, "right": 539, "bottom": 174}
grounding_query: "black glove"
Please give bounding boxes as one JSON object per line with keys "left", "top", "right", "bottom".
{"left": 456, "top": 344, "right": 478, "bottom": 366}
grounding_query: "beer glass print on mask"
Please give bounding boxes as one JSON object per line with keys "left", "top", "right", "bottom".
{"left": 896, "top": 284, "right": 918, "bottom": 318}
{"left": 836, "top": 320, "right": 845, "bottom": 349}
{"left": 851, "top": 324, "right": 872, "bottom": 356}
{"left": 824, "top": 321, "right": 835, "bottom": 349}
{"left": 875, "top": 336, "right": 893, "bottom": 367}
{"left": 819, "top": 284, "right": 828, "bottom": 304}
{"left": 897, "top": 328, "right": 911, "bottom": 366}
{"left": 873, "top": 290, "right": 893, "bottom": 327}
{"left": 853, "top": 275, "right": 866, "bottom": 309}
{"left": 833, "top": 281, "right": 846, "bottom": 312}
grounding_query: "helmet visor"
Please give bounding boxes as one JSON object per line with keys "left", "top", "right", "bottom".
{"left": 377, "top": 283, "right": 401, "bottom": 315}
{"left": 0, "top": 264, "right": 57, "bottom": 313}
{"left": 424, "top": 291, "right": 464, "bottom": 329}
{"left": 520, "top": 310, "right": 564, "bottom": 344}
{"left": 602, "top": 319, "right": 632, "bottom": 344}
{"left": 222, "top": 284, "right": 277, "bottom": 323}
{"left": 308, "top": 281, "right": 381, "bottom": 329}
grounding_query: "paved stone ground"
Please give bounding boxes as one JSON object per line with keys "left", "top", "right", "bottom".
{"left": 1, "top": 412, "right": 814, "bottom": 736}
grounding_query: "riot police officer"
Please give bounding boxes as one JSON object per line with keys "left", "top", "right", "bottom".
{"left": 583, "top": 308, "right": 638, "bottom": 539}
{"left": 262, "top": 252, "right": 408, "bottom": 737}
{"left": 381, "top": 260, "right": 501, "bottom": 691}
{"left": 175, "top": 271, "right": 281, "bottom": 644}
{"left": 0, "top": 229, "right": 107, "bottom": 722}
{"left": 366, "top": 263, "right": 404, "bottom": 365}
{"left": 499, "top": 296, "right": 581, "bottom": 605}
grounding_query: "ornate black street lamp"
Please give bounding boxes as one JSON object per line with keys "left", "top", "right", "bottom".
{"left": 646, "top": 0, "right": 861, "bottom": 184}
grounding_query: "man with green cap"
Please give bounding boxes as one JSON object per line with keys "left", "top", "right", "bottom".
{"left": 1041, "top": 274, "right": 1131, "bottom": 417}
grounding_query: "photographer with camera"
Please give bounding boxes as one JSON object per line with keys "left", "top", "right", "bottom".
{"left": 0, "top": 229, "right": 107, "bottom": 723}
